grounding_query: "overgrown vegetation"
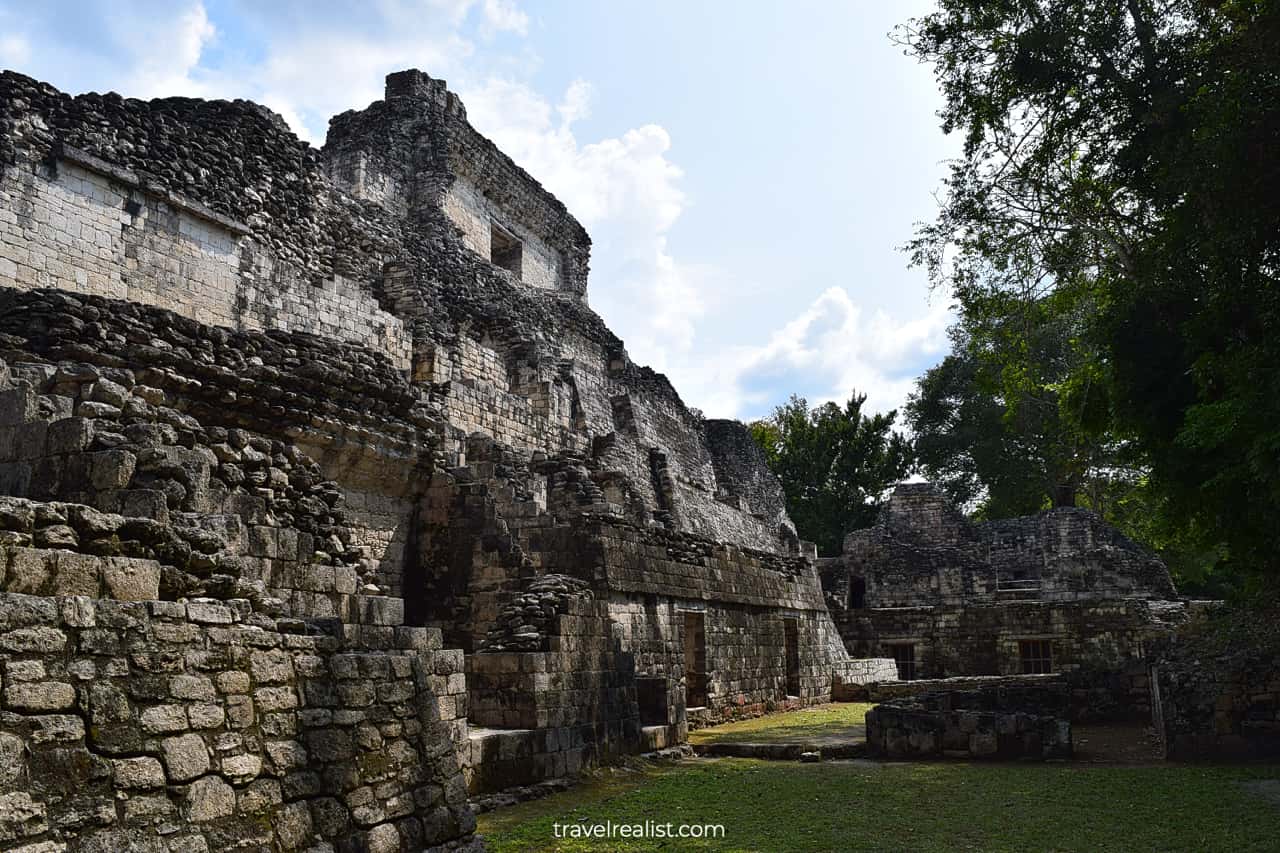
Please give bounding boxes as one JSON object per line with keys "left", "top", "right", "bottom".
{"left": 479, "top": 758, "right": 1280, "bottom": 852}
{"left": 748, "top": 393, "right": 911, "bottom": 556}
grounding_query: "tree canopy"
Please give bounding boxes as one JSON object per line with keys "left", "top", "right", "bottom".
{"left": 749, "top": 393, "right": 912, "bottom": 557}
{"left": 906, "top": 286, "right": 1125, "bottom": 519}
{"left": 901, "top": 0, "right": 1280, "bottom": 581}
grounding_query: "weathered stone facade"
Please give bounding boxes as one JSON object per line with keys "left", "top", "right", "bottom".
{"left": 865, "top": 683, "right": 1073, "bottom": 760}
{"left": 823, "top": 484, "right": 1188, "bottom": 682}
{"left": 1151, "top": 605, "right": 1280, "bottom": 759}
{"left": 0, "top": 69, "right": 895, "bottom": 849}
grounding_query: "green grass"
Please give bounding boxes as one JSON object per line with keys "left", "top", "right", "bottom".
{"left": 478, "top": 758, "right": 1280, "bottom": 852}
{"left": 687, "top": 703, "right": 874, "bottom": 745}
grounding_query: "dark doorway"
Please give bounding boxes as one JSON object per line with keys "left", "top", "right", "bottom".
{"left": 683, "top": 611, "right": 707, "bottom": 708}
{"left": 850, "top": 577, "right": 866, "bottom": 609}
{"left": 635, "top": 676, "right": 669, "bottom": 725}
{"left": 783, "top": 618, "right": 801, "bottom": 697}
{"left": 889, "top": 643, "right": 917, "bottom": 681}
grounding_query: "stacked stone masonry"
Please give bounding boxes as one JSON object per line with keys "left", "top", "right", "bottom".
{"left": 865, "top": 684, "right": 1073, "bottom": 761}
{"left": 0, "top": 67, "right": 908, "bottom": 850}
{"left": 0, "top": 591, "right": 474, "bottom": 852}
{"left": 823, "top": 484, "right": 1189, "bottom": 682}
{"left": 1, "top": 62, "right": 1231, "bottom": 848}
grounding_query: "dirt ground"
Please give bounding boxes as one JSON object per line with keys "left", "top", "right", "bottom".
{"left": 1071, "top": 723, "right": 1166, "bottom": 764}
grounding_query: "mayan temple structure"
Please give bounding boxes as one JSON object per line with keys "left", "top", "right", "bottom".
{"left": 1, "top": 63, "right": 1229, "bottom": 850}
{"left": 0, "top": 69, "right": 899, "bottom": 851}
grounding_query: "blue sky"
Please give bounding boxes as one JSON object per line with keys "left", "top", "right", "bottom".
{"left": 0, "top": 0, "right": 959, "bottom": 420}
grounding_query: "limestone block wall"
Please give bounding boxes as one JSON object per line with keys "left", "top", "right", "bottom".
{"left": 323, "top": 148, "right": 410, "bottom": 217}
{"left": 866, "top": 685, "right": 1073, "bottom": 761}
{"left": 855, "top": 663, "right": 1156, "bottom": 724}
{"left": 585, "top": 520, "right": 874, "bottom": 725}
{"left": 322, "top": 69, "right": 589, "bottom": 298}
{"left": 1154, "top": 605, "right": 1280, "bottom": 758}
{"left": 0, "top": 591, "right": 475, "bottom": 851}
{"left": 840, "top": 600, "right": 1186, "bottom": 680}
{"left": 0, "top": 288, "right": 442, "bottom": 602}
{"left": 2, "top": 545, "right": 160, "bottom": 601}
{"left": 442, "top": 178, "right": 563, "bottom": 290}
{"left": 463, "top": 594, "right": 643, "bottom": 794}
{"left": 0, "top": 147, "right": 410, "bottom": 370}
{"left": 703, "top": 419, "right": 790, "bottom": 529}
{"left": 835, "top": 484, "right": 1177, "bottom": 611}
{"left": 2, "top": 69, "right": 798, "bottom": 557}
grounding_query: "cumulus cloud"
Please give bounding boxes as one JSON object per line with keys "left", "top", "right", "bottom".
{"left": 674, "top": 287, "right": 953, "bottom": 420}
{"left": 479, "top": 0, "right": 529, "bottom": 36}
{"left": 118, "top": 3, "right": 217, "bottom": 98}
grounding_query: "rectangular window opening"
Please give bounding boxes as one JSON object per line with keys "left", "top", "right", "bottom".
{"left": 889, "top": 643, "right": 917, "bottom": 681}
{"left": 1019, "top": 639, "right": 1054, "bottom": 674}
{"left": 683, "top": 611, "right": 708, "bottom": 709}
{"left": 490, "top": 222, "right": 523, "bottom": 277}
{"left": 783, "top": 618, "right": 801, "bottom": 697}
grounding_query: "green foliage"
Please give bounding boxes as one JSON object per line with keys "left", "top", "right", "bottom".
{"left": 906, "top": 287, "right": 1121, "bottom": 518}
{"left": 749, "top": 392, "right": 912, "bottom": 556}
{"left": 902, "top": 0, "right": 1280, "bottom": 578}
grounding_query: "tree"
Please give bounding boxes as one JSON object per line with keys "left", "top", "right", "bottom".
{"left": 909, "top": 280, "right": 1131, "bottom": 516}
{"left": 901, "top": 0, "right": 1280, "bottom": 578}
{"left": 749, "top": 392, "right": 913, "bottom": 556}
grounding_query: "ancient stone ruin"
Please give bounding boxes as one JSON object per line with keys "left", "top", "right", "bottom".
{"left": 822, "top": 483, "right": 1188, "bottom": 682}
{"left": 0, "top": 69, "right": 899, "bottom": 851}
{"left": 0, "top": 67, "right": 1248, "bottom": 851}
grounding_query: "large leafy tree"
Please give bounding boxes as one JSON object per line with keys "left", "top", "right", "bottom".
{"left": 749, "top": 393, "right": 913, "bottom": 556}
{"left": 901, "top": 0, "right": 1280, "bottom": 578}
{"left": 907, "top": 287, "right": 1122, "bottom": 518}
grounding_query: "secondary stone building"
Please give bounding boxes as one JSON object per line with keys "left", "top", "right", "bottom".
{"left": 821, "top": 483, "right": 1187, "bottom": 682}
{"left": 0, "top": 69, "right": 894, "bottom": 851}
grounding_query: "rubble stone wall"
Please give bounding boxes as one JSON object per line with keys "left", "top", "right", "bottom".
{"left": 0, "top": 148, "right": 413, "bottom": 371}
{"left": 0, "top": 591, "right": 475, "bottom": 852}
{"left": 865, "top": 684, "right": 1073, "bottom": 761}
{"left": 836, "top": 484, "right": 1177, "bottom": 611}
{"left": 0, "top": 67, "right": 904, "bottom": 841}
{"left": 1154, "top": 605, "right": 1280, "bottom": 758}
{"left": 838, "top": 599, "right": 1183, "bottom": 680}
{"left": 824, "top": 483, "right": 1183, "bottom": 683}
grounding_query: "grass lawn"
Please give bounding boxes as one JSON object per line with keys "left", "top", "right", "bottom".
{"left": 687, "top": 703, "right": 874, "bottom": 745}
{"left": 478, "top": 757, "right": 1280, "bottom": 852}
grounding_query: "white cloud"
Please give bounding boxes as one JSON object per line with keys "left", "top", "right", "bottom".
{"left": 118, "top": 3, "right": 216, "bottom": 98}
{"left": 480, "top": 0, "right": 529, "bottom": 36}
{"left": 0, "top": 34, "right": 31, "bottom": 67}
{"left": 557, "top": 79, "right": 592, "bottom": 125}
{"left": 672, "top": 287, "right": 953, "bottom": 420}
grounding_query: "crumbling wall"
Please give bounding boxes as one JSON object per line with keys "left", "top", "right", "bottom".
{"left": 0, "top": 591, "right": 476, "bottom": 852}
{"left": 2, "top": 68, "right": 798, "bottom": 555}
{"left": 0, "top": 67, "right": 903, "bottom": 829}
{"left": 0, "top": 74, "right": 410, "bottom": 368}
{"left": 838, "top": 599, "right": 1187, "bottom": 680}
{"left": 1154, "top": 604, "right": 1280, "bottom": 758}
{"left": 865, "top": 684, "right": 1073, "bottom": 760}
{"left": 825, "top": 483, "right": 1182, "bottom": 680}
